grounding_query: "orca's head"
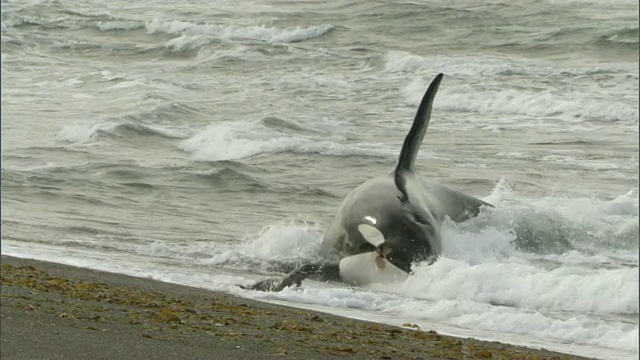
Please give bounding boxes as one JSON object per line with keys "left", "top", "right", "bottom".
{"left": 370, "top": 204, "right": 441, "bottom": 273}
{"left": 338, "top": 206, "right": 441, "bottom": 286}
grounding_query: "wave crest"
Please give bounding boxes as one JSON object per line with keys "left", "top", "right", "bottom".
{"left": 59, "top": 121, "right": 188, "bottom": 144}
{"left": 145, "top": 19, "right": 334, "bottom": 51}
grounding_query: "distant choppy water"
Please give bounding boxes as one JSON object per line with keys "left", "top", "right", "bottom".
{"left": 1, "top": 0, "right": 638, "bottom": 358}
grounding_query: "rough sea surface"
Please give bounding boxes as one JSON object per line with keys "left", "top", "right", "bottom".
{"left": 2, "top": 0, "right": 638, "bottom": 359}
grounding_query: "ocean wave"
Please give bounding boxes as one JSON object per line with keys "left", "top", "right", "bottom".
{"left": 178, "top": 119, "right": 440, "bottom": 162}
{"left": 260, "top": 116, "right": 324, "bottom": 134}
{"left": 402, "top": 77, "right": 639, "bottom": 123}
{"left": 96, "top": 20, "right": 144, "bottom": 32}
{"left": 145, "top": 19, "right": 334, "bottom": 51}
{"left": 596, "top": 26, "right": 640, "bottom": 47}
{"left": 1, "top": 15, "right": 40, "bottom": 30}
{"left": 46, "top": 39, "right": 160, "bottom": 58}
{"left": 4, "top": 14, "right": 322, "bottom": 55}
{"left": 178, "top": 120, "right": 286, "bottom": 161}
{"left": 404, "top": 257, "right": 638, "bottom": 315}
{"left": 188, "top": 167, "right": 267, "bottom": 190}
{"left": 533, "top": 24, "right": 639, "bottom": 48}
{"left": 97, "top": 71, "right": 193, "bottom": 96}
{"left": 205, "top": 223, "right": 325, "bottom": 269}
{"left": 383, "top": 50, "right": 627, "bottom": 78}
{"left": 58, "top": 121, "right": 189, "bottom": 144}
{"left": 1, "top": 4, "right": 117, "bottom": 31}
{"left": 120, "top": 100, "right": 205, "bottom": 122}
{"left": 0, "top": 14, "right": 74, "bottom": 30}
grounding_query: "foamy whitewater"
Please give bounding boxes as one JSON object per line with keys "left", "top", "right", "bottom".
{"left": 2, "top": 0, "right": 638, "bottom": 359}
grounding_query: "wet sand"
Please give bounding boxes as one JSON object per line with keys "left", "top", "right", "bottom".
{"left": 1, "top": 255, "right": 592, "bottom": 360}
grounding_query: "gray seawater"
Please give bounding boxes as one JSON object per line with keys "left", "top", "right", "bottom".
{"left": 2, "top": 0, "right": 639, "bottom": 359}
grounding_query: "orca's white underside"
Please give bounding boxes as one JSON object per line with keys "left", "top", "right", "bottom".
{"left": 338, "top": 251, "right": 408, "bottom": 286}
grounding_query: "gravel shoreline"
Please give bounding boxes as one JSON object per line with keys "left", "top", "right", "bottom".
{"left": 1, "top": 255, "right": 593, "bottom": 360}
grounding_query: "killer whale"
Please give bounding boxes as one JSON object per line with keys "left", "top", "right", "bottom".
{"left": 243, "top": 73, "right": 492, "bottom": 292}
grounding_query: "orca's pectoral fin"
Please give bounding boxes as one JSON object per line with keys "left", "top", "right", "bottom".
{"left": 238, "top": 262, "right": 340, "bottom": 292}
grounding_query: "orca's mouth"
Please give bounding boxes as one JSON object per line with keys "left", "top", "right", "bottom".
{"left": 374, "top": 244, "right": 389, "bottom": 269}
{"left": 377, "top": 243, "right": 412, "bottom": 274}
{"left": 358, "top": 224, "right": 413, "bottom": 274}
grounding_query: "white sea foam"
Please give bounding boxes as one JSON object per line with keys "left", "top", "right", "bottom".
{"left": 178, "top": 120, "right": 289, "bottom": 161}
{"left": 97, "top": 20, "right": 143, "bottom": 32}
{"left": 145, "top": 19, "right": 333, "bottom": 50}
{"left": 206, "top": 223, "right": 324, "bottom": 266}
{"left": 59, "top": 122, "right": 120, "bottom": 144}
{"left": 402, "top": 258, "right": 638, "bottom": 314}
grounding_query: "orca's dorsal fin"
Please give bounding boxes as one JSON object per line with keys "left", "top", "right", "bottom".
{"left": 395, "top": 73, "right": 443, "bottom": 174}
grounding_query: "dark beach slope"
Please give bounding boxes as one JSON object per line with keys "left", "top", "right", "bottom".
{"left": 1, "top": 255, "right": 592, "bottom": 360}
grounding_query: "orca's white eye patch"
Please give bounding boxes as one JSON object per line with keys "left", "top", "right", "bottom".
{"left": 357, "top": 224, "right": 385, "bottom": 247}
{"left": 364, "top": 215, "right": 377, "bottom": 225}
